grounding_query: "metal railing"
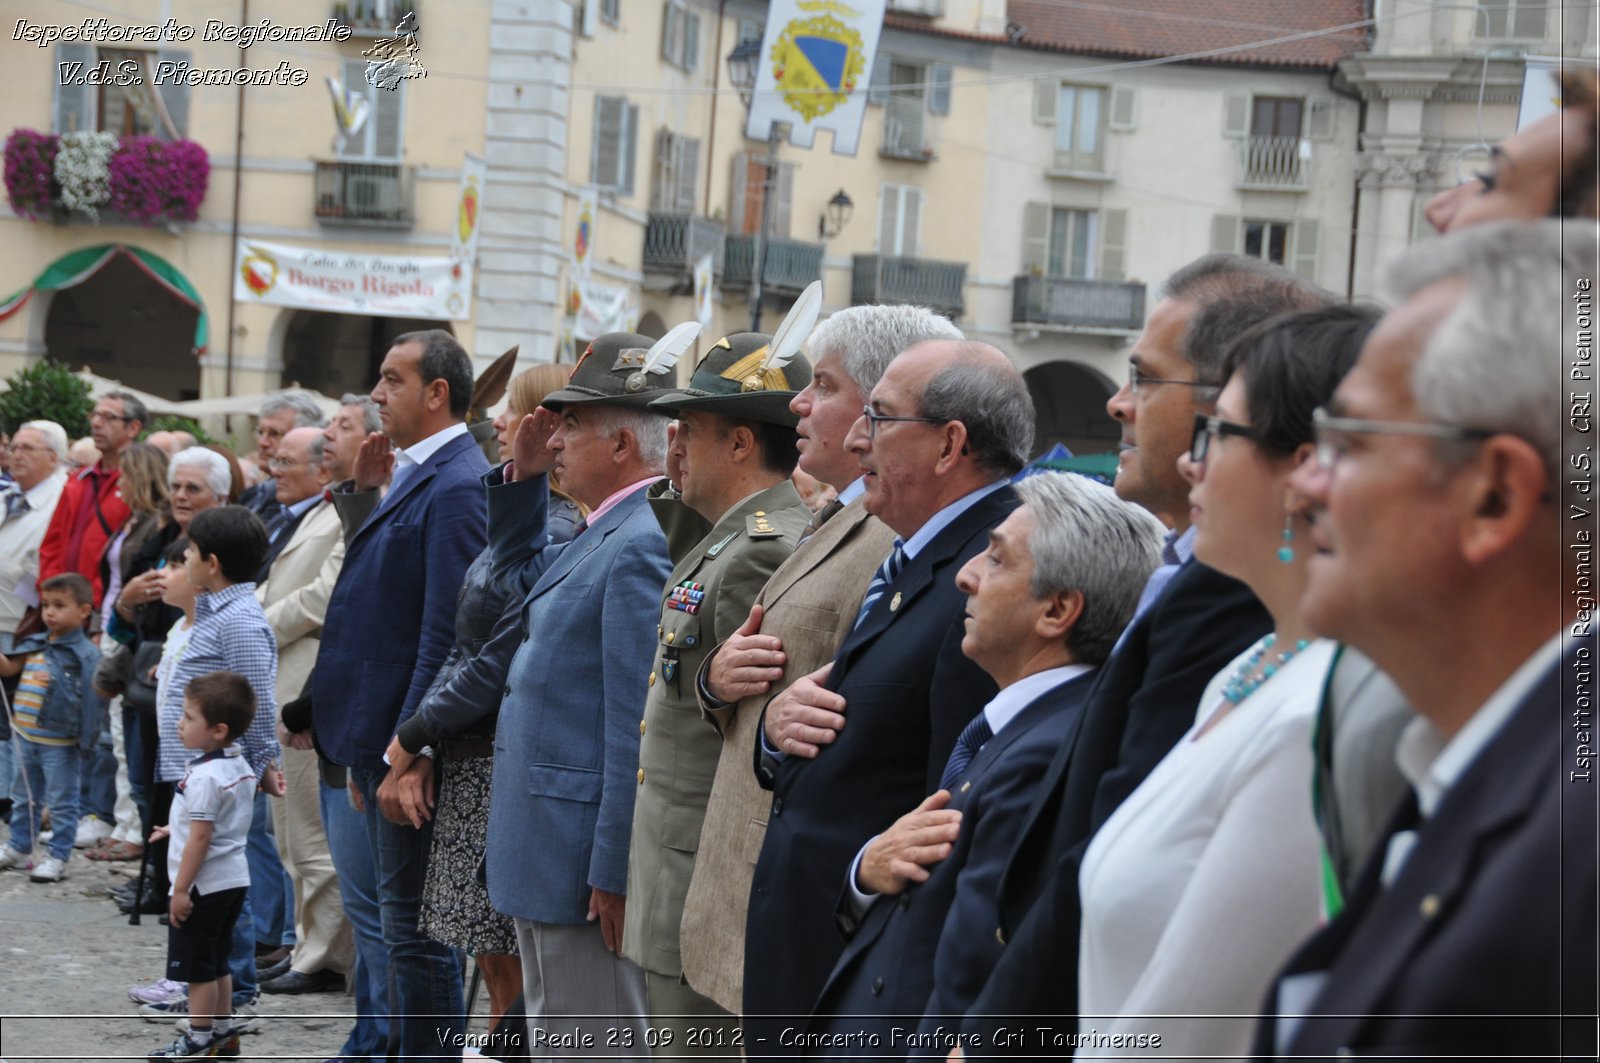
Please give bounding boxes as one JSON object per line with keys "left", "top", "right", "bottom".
{"left": 314, "top": 161, "right": 414, "bottom": 227}
{"left": 643, "top": 212, "right": 725, "bottom": 276}
{"left": 722, "top": 235, "right": 824, "bottom": 293}
{"left": 333, "top": 0, "right": 420, "bottom": 35}
{"left": 852, "top": 255, "right": 965, "bottom": 316}
{"left": 1012, "top": 275, "right": 1146, "bottom": 330}
{"left": 882, "top": 94, "right": 930, "bottom": 159}
{"left": 1238, "top": 135, "right": 1308, "bottom": 187}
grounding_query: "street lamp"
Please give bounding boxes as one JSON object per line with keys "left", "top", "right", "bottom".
{"left": 727, "top": 37, "right": 779, "bottom": 333}
{"left": 818, "top": 188, "right": 853, "bottom": 239}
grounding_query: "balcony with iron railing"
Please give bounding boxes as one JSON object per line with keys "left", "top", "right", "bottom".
{"left": 332, "top": 0, "right": 420, "bottom": 37}
{"left": 852, "top": 255, "right": 965, "bottom": 317}
{"left": 314, "top": 160, "right": 414, "bottom": 228}
{"left": 881, "top": 95, "right": 933, "bottom": 161}
{"left": 1237, "top": 135, "right": 1309, "bottom": 190}
{"left": 642, "top": 212, "right": 725, "bottom": 287}
{"left": 1012, "top": 275, "right": 1146, "bottom": 331}
{"left": 721, "top": 234, "right": 824, "bottom": 294}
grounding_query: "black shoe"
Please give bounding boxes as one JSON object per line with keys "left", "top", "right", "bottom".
{"left": 257, "top": 955, "right": 293, "bottom": 983}
{"left": 261, "top": 968, "right": 345, "bottom": 995}
{"left": 256, "top": 944, "right": 291, "bottom": 967}
{"left": 118, "top": 884, "right": 166, "bottom": 916}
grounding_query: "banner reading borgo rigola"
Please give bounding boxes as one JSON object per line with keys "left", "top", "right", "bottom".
{"left": 233, "top": 238, "right": 472, "bottom": 320}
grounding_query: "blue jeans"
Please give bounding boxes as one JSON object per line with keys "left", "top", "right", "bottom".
{"left": 0, "top": 737, "right": 14, "bottom": 812}
{"left": 8, "top": 738, "right": 81, "bottom": 861}
{"left": 245, "top": 790, "right": 294, "bottom": 947}
{"left": 122, "top": 704, "right": 152, "bottom": 831}
{"left": 321, "top": 778, "right": 389, "bottom": 1061}
{"left": 351, "top": 764, "right": 463, "bottom": 1063}
{"left": 227, "top": 882, "right": 259, "bottom": 1007}
{"left": 79, "top": 730, "right": 118, "bottom": 824}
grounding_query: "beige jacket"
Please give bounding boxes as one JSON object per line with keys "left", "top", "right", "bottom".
{"left": 257, "top": 499, "right": 345, "bottom": 705}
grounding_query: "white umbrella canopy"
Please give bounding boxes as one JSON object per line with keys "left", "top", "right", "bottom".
{"left": 0, "top": 369, "right": 188, "bottom": 417}
{"left": 171, "top": 388, "right": 343, "bottom": 419}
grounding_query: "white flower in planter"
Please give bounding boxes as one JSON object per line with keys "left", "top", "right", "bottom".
{"left": 55, "top": 131, "right": 118, "bottom": 219}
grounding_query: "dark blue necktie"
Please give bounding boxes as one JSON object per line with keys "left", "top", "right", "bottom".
{"left": 938, "top": 711, "right": 994, "bottom": 791}
{"left": 853, "top": 539, "right": 906, "bottom": 630}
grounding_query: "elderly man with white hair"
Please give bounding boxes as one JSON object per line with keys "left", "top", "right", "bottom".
{"left": 242, "top": 390, "right": 326, "bottom": 518}
{"left": 1255, "top": 219, "right": 1598, "bottom": 1059}
{"left": 0, "top": 420, "right": 69, "bottom": 818}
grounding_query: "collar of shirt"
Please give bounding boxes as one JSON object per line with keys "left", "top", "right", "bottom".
{"left": 1166, "top": 524, "right": 1197, "bottom": 566}
{"left": 983, "top": 662, "right": 1096, "bottom": 735}
{"left": 394, "top": 421, "right": 470, "bottom": 472}
{"left": 194, "top": 581, "right": 258, "bottom": 621}
{"left": 17, "top": 469, "right": 67, "bottom": 507}
{"left": 1395, "top": 630, "right": 1565, "bottom": 818}
{"left": 283, "top": 493, "right": 322, "bottom": 520}
{"left": 584, "top": 475, "right": 660, "bottom": 527}
{"left": 835, "top": 476, "right": 867, "bottom": 506}
{"left": 900, "top": 480, "right": 1009, "bottom": 562}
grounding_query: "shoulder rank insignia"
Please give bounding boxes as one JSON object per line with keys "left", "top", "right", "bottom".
{"left": 747, "top": 510, "right": 782, "bottom": 539}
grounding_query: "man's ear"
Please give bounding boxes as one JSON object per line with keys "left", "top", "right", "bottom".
{"left": 934, "top": 420, "right": 971, "bottom": 473}
{"left": 1458, "top": 434, "right": 1551, "bottom": 565}
{"left": 423, "top": 377, "right": 450, "bottom": 414}
{"left": 1036, "top": 588, "right": 1085, "bottom": 642}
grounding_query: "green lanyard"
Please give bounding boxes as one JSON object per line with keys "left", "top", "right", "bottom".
{"left": 1310, "top": 643, "right": 1346, "bottom": 919}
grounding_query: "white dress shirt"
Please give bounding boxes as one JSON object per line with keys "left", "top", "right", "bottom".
{"left": 0, "top": 469, "right": 67, "bottom": 633}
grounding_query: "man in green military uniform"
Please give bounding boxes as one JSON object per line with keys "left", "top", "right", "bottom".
{"left": 622, "top": 330, "right": 816, "bottom": 1051}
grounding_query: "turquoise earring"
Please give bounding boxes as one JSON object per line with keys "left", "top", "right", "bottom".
{"left": 1277, "top": 513, "right": 1295, "bottom": 563}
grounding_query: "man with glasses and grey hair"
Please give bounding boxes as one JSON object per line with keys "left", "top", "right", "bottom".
{"left": 241, "top": 390, "right": 326, "bottom": 518}
{"left": 742, "top": 338, "right": 1029, "bottom": 1049}
{"left": 1255, "top": 220, "right": 1597, "bottom": 1059}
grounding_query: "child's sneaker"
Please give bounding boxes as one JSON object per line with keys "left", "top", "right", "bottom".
{"left": 27, "top": 855, "right": 65, "bottom": 882}
{"left": 147, "top": 1027, "right": 225, "bottom": 1060}
{"left": 140, "top": 996, "right": 189, "bottom": 1023}
{"left": 129, "top": 979, "right": 188, "bottom": 1006}
{"left": 211, "top": 1030, "right": 241, "bottom": 1058}
{"left": 0, "top": 846, "right": 29, "bottom": 871}
{"left": 179, "top": 1005, "right": 259, "bottom": 1037}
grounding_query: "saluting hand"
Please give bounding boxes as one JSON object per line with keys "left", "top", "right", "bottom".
{"left": 506, "top": 407, "right": 561, "bottom": 482}
{"left": 352, "top": 432, "right": 394, "bottom": 492}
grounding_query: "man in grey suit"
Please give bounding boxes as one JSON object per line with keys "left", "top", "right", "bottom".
{"left": 485, "top": 337, "right": 676, "bottom": 1057}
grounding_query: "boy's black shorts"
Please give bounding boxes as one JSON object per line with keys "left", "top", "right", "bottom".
{"left": 166, "top": 886, "right": 246, "bottom": 983}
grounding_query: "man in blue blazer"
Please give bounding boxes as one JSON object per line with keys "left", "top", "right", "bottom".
{"left": 1254, "top": 221, "right": 1596, "bottom": 1059}
{"left": 483, "top": 336, "right": 676, "bottom": 1056}
{"left": 958, "top": 256, "right": 1320, "bottom": 1052}
{"left": 313, "top": 328, "right": 489, "bottom": 1061}
{"left": 803, "top": 473, "right": 1165, "bottom": 1058}
{"left": 743, "top": 340, "right": 1033, "bottom": 1052}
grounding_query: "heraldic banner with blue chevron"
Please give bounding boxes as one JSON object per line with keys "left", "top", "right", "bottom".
{"left": 744, "top": 0, "right": 888, "bottom": 156}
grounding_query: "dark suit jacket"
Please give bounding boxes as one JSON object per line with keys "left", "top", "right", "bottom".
{"left": 312, "top": 430, "right": 489, "bottom": 769}
{"left": 1253, "top": 640, "right": 1597, "bottom": 1060}
{"left": 961, "top": 559, "right": 1270, "bottom": 1050}
{"left": 744, "top": 485, "right": 1017, "bottom": 1053}
{"left": 804, "top": 670, "right": 1097, "bottom": 1057}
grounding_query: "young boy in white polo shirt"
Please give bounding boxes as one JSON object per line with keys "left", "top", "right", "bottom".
{"left": 147, "top": 671, "right": 257, "bottom": 1061}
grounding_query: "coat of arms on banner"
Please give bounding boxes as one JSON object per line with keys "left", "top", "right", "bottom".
{"left": 771, "top": 6, "right": 866, "bottom": 122}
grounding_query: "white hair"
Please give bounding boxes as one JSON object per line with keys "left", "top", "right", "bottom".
{"left": 1014, "top": 471, "right": 1167, "bottom": 665}
{"left": 1385, "top": 219, "right": 1596, "bottom": 481}
{"left": 168, "top": 445, "right": 232, "bottom": 498}
{"left": 587, "top": 405, "right": 670, "bottom": 471}
{"left": 260, "top": 389, "right": 327, "bottom": 428}
{"left": 18, "top": 420, "right": 68, "bottom": 461}
{"left": 806, "top": 304, "right": 964, "bottom": 395}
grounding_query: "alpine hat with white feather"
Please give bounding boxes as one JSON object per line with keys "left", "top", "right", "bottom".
{"left": 648, "top": 281, "right": 823, "bottom": 427}
{"left": 542, "top": 322, "right": 703, "bottom": 411}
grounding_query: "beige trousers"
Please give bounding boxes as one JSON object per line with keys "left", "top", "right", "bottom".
{"left": 270, "top": 744, "right": 353, "bottom": 975}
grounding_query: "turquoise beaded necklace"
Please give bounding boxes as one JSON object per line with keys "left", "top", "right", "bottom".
{"left": 1221, "top": 633, "right": 1312, "bottom": 706}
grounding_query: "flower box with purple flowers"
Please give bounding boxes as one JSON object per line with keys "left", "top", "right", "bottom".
{"left": 4, "top": 129, "right": 210, "bottom": 225}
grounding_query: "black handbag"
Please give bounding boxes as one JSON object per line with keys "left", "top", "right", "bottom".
{"left": 121, "top": 639, "right": 166, "bottom": 715}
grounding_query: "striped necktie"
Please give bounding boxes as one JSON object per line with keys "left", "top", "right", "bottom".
{"left": 939, "top": 711, "right": 995, "bottom": 791}
{"left": 796, "top": 497, "right": 845, "bottom": 547}
{"left": 853, "top": 539, "right": 906, "bottom": 631}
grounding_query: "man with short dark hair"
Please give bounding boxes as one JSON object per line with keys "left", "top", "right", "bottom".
{"left": 958, "top": 254, "right": 1324, "bottom": 1051}
{"left": 38, "top": 391, "right": 144, "bottom": 608}
{"left": 743, "top": 339, "right": 1030, "bottom": 1049}
{"left": 313, "top": 328, "right": 488, "bottom": 1061}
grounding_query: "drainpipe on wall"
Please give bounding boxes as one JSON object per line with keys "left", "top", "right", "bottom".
{"left": 223, "top": 0, "right": 249, "bottom": 398}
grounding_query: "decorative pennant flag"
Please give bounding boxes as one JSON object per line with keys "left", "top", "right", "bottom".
{"left": 325, "top": 75, "right": 371, "bottom": 145}
{"left": 451, "top": 153, "right": 486, "bottom": 267}
{"left": 745, "top": 0, "right": 888, "bottom": 157}
{"left": 693, "top": 252, "right": 715, "bottom": 327}
{"left": 574, "top": 189, "right": 598, "bottom": 280}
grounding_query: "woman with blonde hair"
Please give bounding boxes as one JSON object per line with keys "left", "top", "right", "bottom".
{"left": 382, "top": 364, "right": 583, "bottom": 1027}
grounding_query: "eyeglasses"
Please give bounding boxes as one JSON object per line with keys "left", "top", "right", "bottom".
{"left": 859, "top": 405, "right": 947, "bottom": 440}
{"left": 1189, "top": 413, "right": 1258, "bottom": 464}
{"left": 1129, "top": 364, "right": 1218, "bottom": 396}
{"left": 1311, "top": 407, "right": 1497, "bottom": 471}
{"left": 89, "top": 410, "right": 133, "bottom": 424}
{"left": 266, "top": 457, "right": 304, "bottom": 472}
{"left": 6, "top": 442, "right": 49, "bottom": 455}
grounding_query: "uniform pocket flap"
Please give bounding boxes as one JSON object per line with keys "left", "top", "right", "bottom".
{"left": 527, "top": 763, "right": 604, "bottom": 802}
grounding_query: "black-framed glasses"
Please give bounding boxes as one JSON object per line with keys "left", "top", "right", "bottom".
{"left": 89, "top": 410, "right": 133, "bottom": 424}
{"left": 859, "top": 405, "right": 946, "bottom": 440}
{"left": 1311, "top": 407, "right": 1497, "bottom": 471}
{"left": 1189, "top": 413, "right": 1258, "bottom": 464}
{"left": 1129, "top": 364, "right": 1218, "bottom": 396}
